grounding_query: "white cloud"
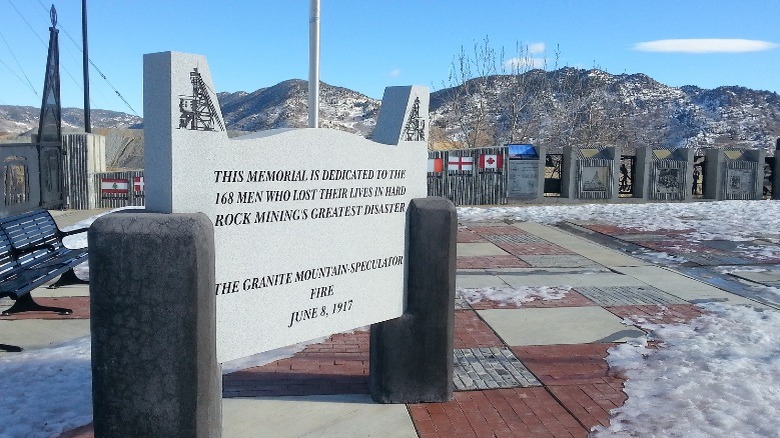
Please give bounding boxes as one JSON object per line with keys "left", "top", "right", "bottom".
{"left": 633, "top": 38, "right": 778, "bottom": 53}
{"left": 388, "top": 68, "right": 401, "bottom": 77}
{"left": 528, "top": 42, "right": 546, "bottom": 54}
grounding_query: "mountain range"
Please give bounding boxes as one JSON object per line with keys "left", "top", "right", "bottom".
{"left": 2, "top": 68, "right": 779, "bottom": 157}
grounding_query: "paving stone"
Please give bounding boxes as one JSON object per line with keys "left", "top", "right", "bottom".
{"left": 223, "top": 395, "right": 417, "bottom": 438}
{"left": 467, "top": 225, "right": 527, "bottom": 235}
{"left": 512, "top": 343, "right": 628, "bottom": 429}
{"left": 670, "top": 266, "right": 780, "bottom": 309}
{"left": 520, "top": 255, "right": 601, "bottom": 268}
{"left": 223, "top": 330, "right": 370, "bottom": 397}
{"left": 572, "top": 286, "right": 689, "bottom": 306}
{"left": 613, "top": 266, "right": 773, "bottom": 308}
{"left": 515, "top": 222, "right": 649, "bottom": 267}
{"left": 458, "top": 256, "right": 531, "bottom": 269}
{"left": 499, "top": 271, "right": 646, "bottom": 288}
{"left": 483, "top": 233, "right": 549, "bottom": 244}
{"left": 606, "top": 304, "right": 706, "bottom": 324}
{"left": 463, "top": 289, "right": 596, "bottom": 310}
{"left": 511, "top": 343, "right": 623, "bottom": 387}
{"left": 479, "top": 307, "right": 646, "bottom": 346}
{"left": 496, "top": 243, "right": 576, "bottom": 256}
{"left": 457, "top": 229, "right": 488, "bottom": 243}
{"left": 614, "top": 234, "right": 679, "bottom": 242}
{"left": 409, "top": 388, "right": 588, "bottom": 438}
{"left": 579, "top": 224, "right": 644, "bottom": 235}
{"left": 728, "top": 269, "right": 780, "bottom": 286}
{"left": 680, "top": 252, "right": 754, "bottom": 266}
{"left": 453, "top": 347, "right": 541, "bottom": 391}
{"left": 456, "top": 273, "right": 510, "bottom": 289}
{"left": 457, "top": 242, "right": 510, "bottom": 257}
{"left": 453, "top": 310, "right": 504, "bottom": 349}
{"left": 454, "top": 295, "right": 472, "bottom": 310}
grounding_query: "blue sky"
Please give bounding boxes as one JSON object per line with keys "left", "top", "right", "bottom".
{"left": 0, "top": 0, "right": 778, "bottom": 116}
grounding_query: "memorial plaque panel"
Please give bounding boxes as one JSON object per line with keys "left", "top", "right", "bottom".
{"left": 507, "top": 161, "right": 539, "bottom": 198}
{"left": 654, "top": 167, "right": 681, "bottom": 195}
{"left": 144, "top": 52, "right": 427, "bottom": 361}
{"left": 580, "top": 166, "right": 608, "bottom": 193}
{"left": 726, "top": 168, "right": 754, "bottom": 197}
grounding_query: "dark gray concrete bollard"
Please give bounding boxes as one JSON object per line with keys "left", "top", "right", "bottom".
{"left": 704, "top": 148, "right": 724, "bottom": 200}
{"left": 369, "top": 197, "right": 456, "bottom": 403}
{"left": 773, "top": 138, "right": 780, "bottom": 200}
{"left": 89, "top": 212, "right": 221, "bottom": 437}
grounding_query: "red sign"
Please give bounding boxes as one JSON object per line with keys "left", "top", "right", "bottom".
{"left": 133, "top": 176, "right": 145, "bottom": 193}
{"left": 101, "top": 178, "right": 129, "bottom": 194}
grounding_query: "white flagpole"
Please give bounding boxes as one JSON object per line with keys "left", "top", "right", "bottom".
{"left": 308, "top": 0, "right": 320, "bottom": 128}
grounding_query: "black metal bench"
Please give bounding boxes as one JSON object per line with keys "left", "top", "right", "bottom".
{"left": 0, "top": 209, "right": 89, "bottom": 317}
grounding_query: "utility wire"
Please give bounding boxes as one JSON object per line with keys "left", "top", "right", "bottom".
{"left": 88, "top": 59, "right": 137, "bottom": 115}
{"left": 0, "top": 29, "right": 39, "bottom": 96}
{"left": 0, "top": 56, "right": 38, "bottom": 97}
{"left": 6, "top": 0, "right": 46, "bottom": 46}
{"left": 33, "top": 0, "right": 138, "bottom": 115}
{"left": 6, "top": 0, "right": 89, "bottom": 106}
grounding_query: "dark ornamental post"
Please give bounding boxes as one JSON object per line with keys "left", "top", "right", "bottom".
{"left": 36, "top": 5, "right": 65, "bottom": 210}
{"left": 82, "top": 0, "right": 91, "bottom": 133}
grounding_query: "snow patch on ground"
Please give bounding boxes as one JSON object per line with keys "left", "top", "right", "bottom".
{"left": 0, "top": 338, "right": 92, "bottom": 438}
{"left": 592, "top": 303, "right": 780, "bottom": 437}
{"left": 458, "top": 286, "right": 570, "bottom": 306}
{"left": 458, "top": 200, "right": 780, "bottom": 242}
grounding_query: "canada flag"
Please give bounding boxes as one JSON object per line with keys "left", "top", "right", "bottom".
{"left": 479, "top": 154, "right": 503, "bottom": 170}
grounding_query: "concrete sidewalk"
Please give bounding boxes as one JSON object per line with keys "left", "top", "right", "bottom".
{"left": 1, "top": 210, "right": 774, "bottom": 437}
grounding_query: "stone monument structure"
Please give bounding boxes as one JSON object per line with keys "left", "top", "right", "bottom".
{"left": 704, "top": 148, "right": 765, "bottom": 200}
{"left": 634, "top": 147, "right": 694, "bottom": 201}
{"left": 506, "top": 144, "right": 545, "bottom": 200}
{"left": 561, "top": 146, "right": 620, "bottom": 200}
{"left": 90, "top": 51, "right": 454, "bottom": 436}
{"left": 143, "top": 52, "right": 428, "bottom": 361}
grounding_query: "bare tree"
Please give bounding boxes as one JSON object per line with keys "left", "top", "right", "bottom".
{"left": 440, "top": 36, "right": 500, "bottom": 148}
{"left": 438, "top": 37, "right": 550, "bottom": 148}
{"left": 541, "top": 49, "right": 626, "bottom": 150}
{"left": 495, "top": 42, "right": 548, "bottom": 145}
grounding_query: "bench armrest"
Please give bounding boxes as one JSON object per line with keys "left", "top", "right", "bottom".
{"left": 60, "top": 226, "right": 89, "bottom": 238}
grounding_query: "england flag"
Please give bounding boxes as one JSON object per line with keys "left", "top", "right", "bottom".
{"left": 448, "top": 155, "right": 474, "bottom": 171}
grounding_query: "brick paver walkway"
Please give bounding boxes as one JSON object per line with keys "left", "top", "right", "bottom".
{"left": 57, "top": 220, "right": 736, "bottom": 438}
{"left": 223, "top": 331, "right": 370, "bottom": 397}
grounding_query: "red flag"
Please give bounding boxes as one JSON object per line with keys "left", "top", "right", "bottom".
{"left": 479, "top": 154, "right": 503, "bottom": 169}
{"left": 133, "top": 176, "right": 145, "bottom": 193}
{"left": 427, "top": 158, "right": 443, "bottom": 173}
